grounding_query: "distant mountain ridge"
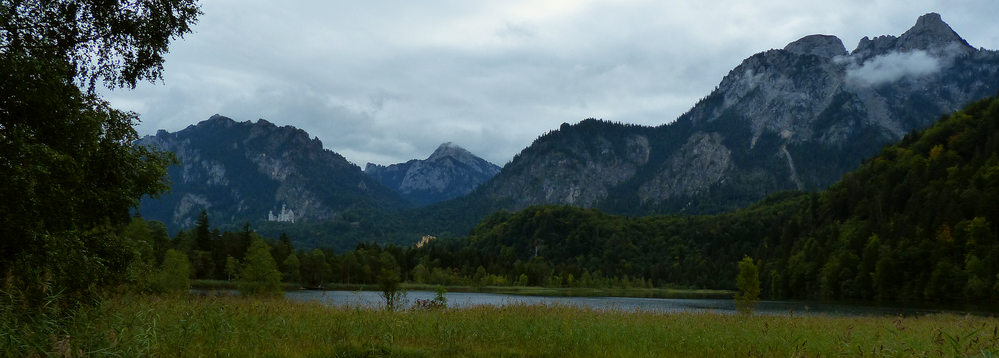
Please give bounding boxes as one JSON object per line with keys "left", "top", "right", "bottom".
{"left": 454, "top": 13, "right": 999, "bottom": 217}
{"left": 365, "top": 143, "right": 501, "bottom": 206}
{"left": 137, "top": 13, "right": 999, "bottom": 244}
{"left": 137, "top": 115, "right": 408, "bottom": 230}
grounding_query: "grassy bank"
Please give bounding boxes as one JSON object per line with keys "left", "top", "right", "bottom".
{"left": 324, "top": 283, "right": 735, "bottom": 299}
{"left": 11, "top": 294, "right": 999, "bottom": 357}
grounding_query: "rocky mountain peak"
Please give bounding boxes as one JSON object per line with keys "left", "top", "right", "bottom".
{"left": 203, "top": 114, "right": 236, "bottom": 128}
{"left": 784, "top": 34, "right": 847, "bottom": 58}
{"left": 896, "top": 12, "right": 972, "bottom": 52}
{"left": 853, "top": 13, "right": 972, "bottom": 60}
{"left": 428, "top": 142, "right": 474, "bottom": 162}
{"left": 365, "top": 143, "right": 501, "bottom": 206}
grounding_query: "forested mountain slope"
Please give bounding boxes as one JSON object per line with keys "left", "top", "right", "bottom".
{"left": 758, "top": 95, "right": 999, "bottom": 302}
{"left": 416, "top": 96, "right": 999, "bottom": 303}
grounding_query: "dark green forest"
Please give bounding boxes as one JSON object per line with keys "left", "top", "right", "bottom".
{"left": 759, "top": 95, "right": 999, "bottom": 302}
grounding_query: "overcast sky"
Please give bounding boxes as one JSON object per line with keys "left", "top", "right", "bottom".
{"left": 101, "top": 0, "right": 999, "bottom": 167}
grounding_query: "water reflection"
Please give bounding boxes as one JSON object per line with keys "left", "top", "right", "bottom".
{"left": 284, "top": 290, "right": 990, "bottom": 316}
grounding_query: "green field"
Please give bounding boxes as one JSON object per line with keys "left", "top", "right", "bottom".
{"left": 8, "top": 294, "right": 999, "bottom": 357}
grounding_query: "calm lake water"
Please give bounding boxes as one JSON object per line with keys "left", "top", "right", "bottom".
{"left": 282, "top": 290, "right": 995, "bottom": 317}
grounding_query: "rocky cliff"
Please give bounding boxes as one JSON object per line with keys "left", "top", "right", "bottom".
{"left": 365, "top": 143, "right": 501, "bottom": 206}
{"left": 467, "top": 13, "right": 999, "bottom": 215}
{"left": 137, "top": 115, "right": 407, "bottom": 230}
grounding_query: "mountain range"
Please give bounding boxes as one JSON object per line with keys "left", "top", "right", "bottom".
{"left": 464, "top": 13, "right": 999, "bottom": 216}
{"left": 136, "top": 115, "right": 407, "bottom": 229}
{"left": 138, "top": 13, "right": 999, "bottom": 246}
{"left": 137, "top": 116, "right": 501, "bottom": 233}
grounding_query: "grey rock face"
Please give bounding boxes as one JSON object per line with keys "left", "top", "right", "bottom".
{"left": 638, "top": 132, "right": 731, "bottom": 202}
{"left": 784, "top": 35, "right": 847, "bottom": 58}
{"left": 365, "top": 143, "right": 501, "bottom": 206}
{"left": 896, "top": 13, "right": 973, "bottom": 53}
{"left": 852, "top": 13, "right": 973, "bottom": 62}
{"left": 478, "top": 120, "right": 652, "bottom": 209}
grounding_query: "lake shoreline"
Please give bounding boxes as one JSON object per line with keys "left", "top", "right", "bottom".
{"left": 189, "top": 280, "right": 735, "bottom": 298}
{"left": 42, "top": 294, "right": 999, "bottom": 356}
{"left": 323, "top": 283, "right": 737, "bottom": 299}
{"left": 287, "top": 289, "right": 999, "bottom": 317}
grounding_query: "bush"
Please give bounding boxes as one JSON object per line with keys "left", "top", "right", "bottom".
{"left": 378, "top": 268, "right": 405, "bottom": 311}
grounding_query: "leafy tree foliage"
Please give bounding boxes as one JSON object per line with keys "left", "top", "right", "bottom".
{"left": 378, "top": 268, "right": 403, "bottom": 310}
{"left": 735, "top": 256, "right": 760, "bottom": 314}
{"left": 755, "top": 96, "right": 999, "bottom": 302}
{"left": 238, "top": 238, "right": 282, "bottom": 297}
{"left": 300, "top": 249, "right": 331, "bottom": 288}
{"left": 281, "top": 253, "right": 302, "bottom": 284}
{"left": 1, "top": 0, "right": 201, "bottom": 90}
{"left": 152, "top": 249, "right": 191, "bottom": 295}
{"left": 0, "top": 0, "right": 200, "bottom": 309}
{"left": 224, "top": 256, "right": 240, "bottom": 281}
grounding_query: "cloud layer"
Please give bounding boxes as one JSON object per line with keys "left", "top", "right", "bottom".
{"left": 845, "top": 50, "right": 942, "bottom": 86}
{"left": 101, "top": 1, "right": 999, "bottom": 167}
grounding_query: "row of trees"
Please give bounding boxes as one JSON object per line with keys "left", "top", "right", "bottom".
{"left": 118, "top": 215, "right": 283, "bottom": 296}
{"left": 121, "top": 212, "right": 411, "bottom": 291}
{"left": 125, "top": 209, "right": 670, "bottom": 294}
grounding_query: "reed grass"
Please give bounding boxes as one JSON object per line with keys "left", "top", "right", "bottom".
{"left": 8, "top": 294, "right": 999, "bottom": 356}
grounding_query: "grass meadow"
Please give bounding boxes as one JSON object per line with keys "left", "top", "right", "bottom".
{"left": 6, "top": 294, "right": 999, "bottom": 357}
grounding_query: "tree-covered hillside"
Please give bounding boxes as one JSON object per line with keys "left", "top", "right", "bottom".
{"left": 757, "top": 94, "right": 999, "bottom": 302}
{"left": 408, "top": 95, "right": 999, "bottom": 303}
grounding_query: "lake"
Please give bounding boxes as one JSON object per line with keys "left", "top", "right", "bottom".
{"left": 284, "top": 290, "right": 992, "bottom": 316}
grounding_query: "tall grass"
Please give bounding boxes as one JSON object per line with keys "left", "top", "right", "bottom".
{"left": 7, "top": 294, "right": 999, "bottom": 356}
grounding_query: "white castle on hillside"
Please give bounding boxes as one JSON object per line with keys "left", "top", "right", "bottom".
{"left": 267, "top": 204, "right": 295, "bottom": 223}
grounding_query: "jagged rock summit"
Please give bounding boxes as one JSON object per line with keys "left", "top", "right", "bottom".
{"left": 852, "top": 12, "right": 974, "bottom": 61}
{"left": 897, "top": 12, "right": 972, "bottom": 51}
{"left": 137, "top": 115, "right": 407, "bottom": 230}
{"left": 365, "top": 142, "right": 501, "bottom": 206}
{"left": 784, "top": 34, "right": 847, "bottom": 58}
{"left": 429, "top": 142, "right": 475, "bottom": 162}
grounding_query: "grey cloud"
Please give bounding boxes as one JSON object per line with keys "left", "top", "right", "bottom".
{"left": 845, "top": 50, "right": 942, "bottom": 86}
